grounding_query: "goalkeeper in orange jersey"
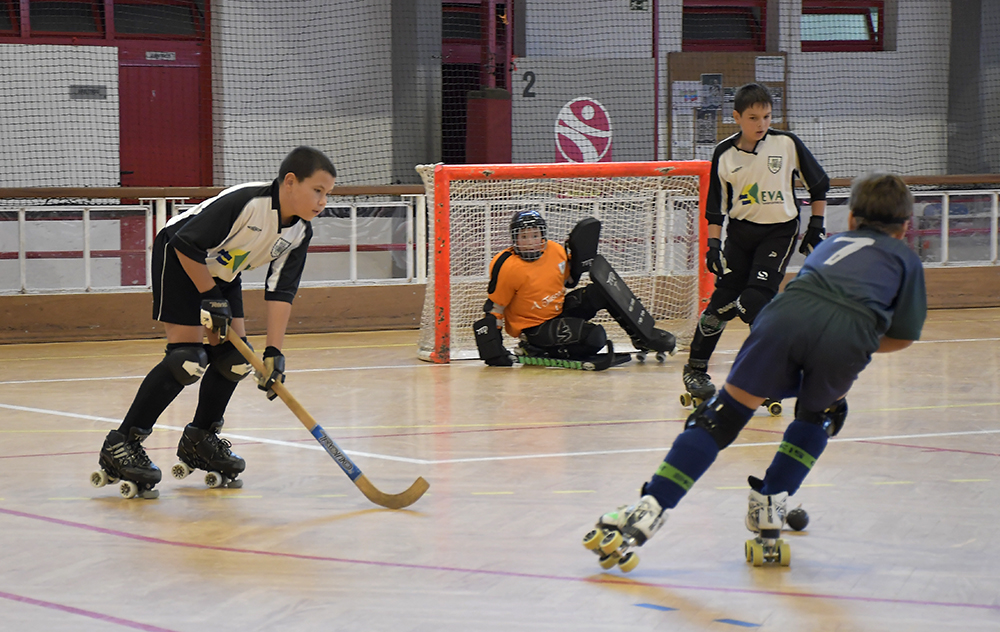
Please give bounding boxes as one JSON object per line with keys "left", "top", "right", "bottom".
{"left": 473, "top": 210, "right": 675, "bottom": 368}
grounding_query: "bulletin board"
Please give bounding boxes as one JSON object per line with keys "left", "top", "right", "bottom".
{"left": 666, "top": 52, "right": 788, "bottom": 160}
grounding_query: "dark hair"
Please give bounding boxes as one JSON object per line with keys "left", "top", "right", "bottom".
{"left": 849, "top": 172, "right": 913, "bottom": 232}
{"left": 734, "top": 83, "right": 772, "bottom": 114}
{"left": 279, "top": 146, "right": 336, "bottom": 181}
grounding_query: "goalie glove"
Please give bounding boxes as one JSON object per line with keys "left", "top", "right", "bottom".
{"left": 256, "top": 346, "right": 286, "bottom": 401}
{"left": 800, "top": 215, "right": 826, "bottom": 255}
{"left": 705, "top": 238, "right": 726, "bottom": 277}
{"left": 199, "top": 287, "right": 231, "bottom": 339}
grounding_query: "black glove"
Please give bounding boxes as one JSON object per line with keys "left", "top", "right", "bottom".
{"left": 705, "top": 237, "right": 726, "bottom": 277}
{"left": 256, "top": 346, "right": 285, "bottom": 401}
{"left": 199, "top": 287, "right": 231, "bottom": 339}
{"left": 800, "top": 215, "right": 826, "bottom": 255}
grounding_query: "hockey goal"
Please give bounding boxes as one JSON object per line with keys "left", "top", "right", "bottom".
{"left": 415, "top": 161, "right": 713, "bottom": 362}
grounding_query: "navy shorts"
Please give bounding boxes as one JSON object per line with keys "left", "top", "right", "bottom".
{"left": 151, "top": 230, "right": 245, "bottom": 326}
{"left": 726, "top": 287, "right": 880, "bottom": 412}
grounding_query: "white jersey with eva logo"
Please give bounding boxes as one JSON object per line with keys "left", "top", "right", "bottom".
{"left": 706, "top": 129, "right": 829, "bottom": 226}
{"left": 164, "top": 180, "right": 312, "bottom": 303}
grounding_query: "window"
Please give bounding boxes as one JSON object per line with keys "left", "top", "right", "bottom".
{"left": 29, "top": 0, "right": 103, "bottom": 36}
{"left": 802, "top": 1, "right": 883, "bottom": 52}
{"left": 114, "top": 1, "right": 203, "bottom": 37}
{"left": 0, "top": 1, "right": 18, "bottom": 34}
{"left": 683, "top": 0, "right": 766, "bottom": 52}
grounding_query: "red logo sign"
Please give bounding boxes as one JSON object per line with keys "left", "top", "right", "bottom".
{"left": 555, "top": 98, "right": 613, "bottom": 163}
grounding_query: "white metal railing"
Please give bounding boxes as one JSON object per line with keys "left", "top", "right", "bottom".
{"left": 0, "top": 196, "right": 428, "bottom": 295}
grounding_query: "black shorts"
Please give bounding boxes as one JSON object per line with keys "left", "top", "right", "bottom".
{"left": 716, "top": 217, "right": 799, "bottom": 294}
{"left": 151, "top": 230, "right": 245, "bottom": 326}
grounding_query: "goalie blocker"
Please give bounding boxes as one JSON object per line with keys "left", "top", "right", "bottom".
{"left": 589, "top": 255, "right": 677, "bottom": 360}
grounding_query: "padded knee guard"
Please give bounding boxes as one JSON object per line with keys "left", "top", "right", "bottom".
{"left": 473, "top": 312, "right": 513, "bottom": 366}
{"left": 163, "top": 343, "right": 208, "bottom": 386}
{"left": 697, "top": 311, "right": 727, "bottom": 337}
{"left": 581, "top": 322, "right": 607, "bottom": 352}
{"left": 206, "top": 339, "right": 254, "bottom": 382}
{"left": 736, "top": 286, "right": 776, "bottom": 325}
{"left": 795, "top": 398, "right": 848, "bottom": 437}
{"left": 684, "top": 394, "right": 751, "bottom": 450}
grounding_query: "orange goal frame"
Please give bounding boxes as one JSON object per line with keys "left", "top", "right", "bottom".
{"left": 426, "top": 161, "right": 713, "bottom": 363}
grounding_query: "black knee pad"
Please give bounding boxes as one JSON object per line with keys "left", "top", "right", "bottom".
{"left": 562, "top": 285, "right": 606, "bottom": 319}
{"left": 736, "top": 286, "right": 776, "bottom": 325}
{"left": 207, "top": 339, "right": 254, "bottom": 383}
{"left": 697, "top": 310, "right": 728, "bottom": 337}
{"left": 707, "top": 288, "right": 741, "bottom": 322}
{"left": 795, "top": 398, "right": 848, "bottom": 437}
{"left": 581, "top": 322, "right": 607, "bottom": 351}
{"left": 684, "top": 394, "right": 750, "bottom": 450}
{"left": 163, "top": 343, "right": 208, "bottom": 386}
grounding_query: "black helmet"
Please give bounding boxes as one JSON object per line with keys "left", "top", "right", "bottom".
{"left": 509, "top": 210, "right": 547, "bottom": 261}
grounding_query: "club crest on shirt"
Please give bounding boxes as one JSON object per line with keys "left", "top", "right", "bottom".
{"left": 271, "top": 237, "right": 292, "bottom": 258}
{"left": 767, "top": 156, "right": 782, "bottom": 174}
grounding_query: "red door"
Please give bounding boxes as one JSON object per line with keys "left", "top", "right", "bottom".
{"left": 119, "top": 43, "right": 205, "bottom": 186}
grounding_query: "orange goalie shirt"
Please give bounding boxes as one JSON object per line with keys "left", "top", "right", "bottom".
{"left": 487, "top": 241, "right": 570, "bottom": 337}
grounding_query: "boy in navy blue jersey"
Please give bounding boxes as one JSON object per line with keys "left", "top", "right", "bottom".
{"left": 588, "top": 172, "right": 925, "bottom": 568}
{"left": 683, "top": 83, "right": 830, "bottom": 406}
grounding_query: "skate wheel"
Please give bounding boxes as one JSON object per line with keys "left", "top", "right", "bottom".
{"left": 598, "top": 554, "right": 618, "bottom": 570}
{"left": 119, "top": 480, "right": 138, "bottom": 499}
{"left": 656, "top": 352, "right": 666, "bottom": 362}
{"left": 680, "top": 392, "right": 693, "bottom": 407}
{"left": 618, "top": 551, "right": 639, "bottom": 573}
{"left": 90, "top": 470, "right": 108, "bottom": 488}
{"left": 171, "top": 462, "right": 193, "bottom": 480}
{"left": 767, "top": 400, "right": 782, "bottom": 416}
{"left": 744, "top": 540, "right": 752, "bottom": 562}
{"left": 582, "top": 529, "right": 604, "bottom": 551}
{"left": 747, "top": 540, "right": 764, "bottom": 566}
{"left": 636, "top": 351, "right": 647, "bottom": 363}
{"left": 599, "top": 530, "right": 624, "bottom": 555}
{"left": 225, "top": 478, "right": 243, "bottom": 489}
{"left": 204, "top": 471, "right": 224, "bottom": 488}
{"left": 778, "top": 542, "right": 791, "bottom": 566}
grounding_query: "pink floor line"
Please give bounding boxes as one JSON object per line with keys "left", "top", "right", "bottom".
{"left": 2, "top": 506, "right": 998, "bottom": 613}
{"left": 0, "top": 589, "right": 180, "bottom": 632}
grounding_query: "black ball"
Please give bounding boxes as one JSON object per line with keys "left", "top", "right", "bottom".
{"left": 786, "top": 507, "right": 809, "bottom": 531}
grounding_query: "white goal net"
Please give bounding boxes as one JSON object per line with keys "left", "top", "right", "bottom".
{"left": 416, "top": 162, "right": 711, "bottom": 362}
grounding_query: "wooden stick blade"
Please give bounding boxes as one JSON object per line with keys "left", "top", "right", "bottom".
{"left": 355, "top": 474, "right": 430, "bottom": 510}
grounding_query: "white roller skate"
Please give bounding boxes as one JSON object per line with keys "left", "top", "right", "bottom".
{"left": 582, "top": 495, "right": 665, "bottom": 573}
{"left": 744, "top": 483, "right": 790, "bottom": 567}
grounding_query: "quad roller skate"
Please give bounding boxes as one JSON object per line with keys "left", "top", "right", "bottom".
{"left": 633, "top": 328, "right": 677, "bottom": 364}
{"left": 680, "top": 363, "right": 716, "bottom": 408}
{"left": 744, "top": 479, "right": 790, "bottom": 567}
{"left": 172, "top": 421, "right": 245, "bottom": 489}
{"left": 762, "top": 399, "right": 783, "bottom": 416}
{"left": 582, "top": 495, "right": 665, "bottom": 573}
{"left": 90, "top": 428, "right": 161, "bottom": 499}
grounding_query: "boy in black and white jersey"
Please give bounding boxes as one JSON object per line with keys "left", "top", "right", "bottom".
{"left": 93, "top": 146, "right": 336, "bottom": 498}
{"left": 683, "top": 83, "right": 830, "bottom": 405}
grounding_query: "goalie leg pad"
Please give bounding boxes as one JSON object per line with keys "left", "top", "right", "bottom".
{"left": 163, "top": 343, "right": 209, "bottom": 386}
{"left": 588, "top": 254, "right": 656, "bottom": 341}
{"left": 206, "top": 339, "right": 254, "bottom": 382}
{"left": 474, "top": 314, "right": 513, "bottom": 366}
{"left": 565, "top": 217, "right": 601, "bottom": 288}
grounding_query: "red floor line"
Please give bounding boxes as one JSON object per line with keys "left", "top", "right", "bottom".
{"left": 0, "top": 589, "right": 180, "bottom": 632}
{"left": 1, "top": 506, "right": 997, "bottom": 613}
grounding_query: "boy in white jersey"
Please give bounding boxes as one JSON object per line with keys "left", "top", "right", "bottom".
{"left": 91, "top": 147, "right": 336, "bottom": 498}
{"left": 682, "top": 83, "right": 830, "bottom": 406}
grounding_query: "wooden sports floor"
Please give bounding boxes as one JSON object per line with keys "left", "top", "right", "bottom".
{"left": 2, "top": 308, "right": 999, "bottom": 632}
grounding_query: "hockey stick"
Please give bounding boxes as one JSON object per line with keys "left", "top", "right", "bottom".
{"left": 227, "top": 333, "right": 429, "bottom": 509}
